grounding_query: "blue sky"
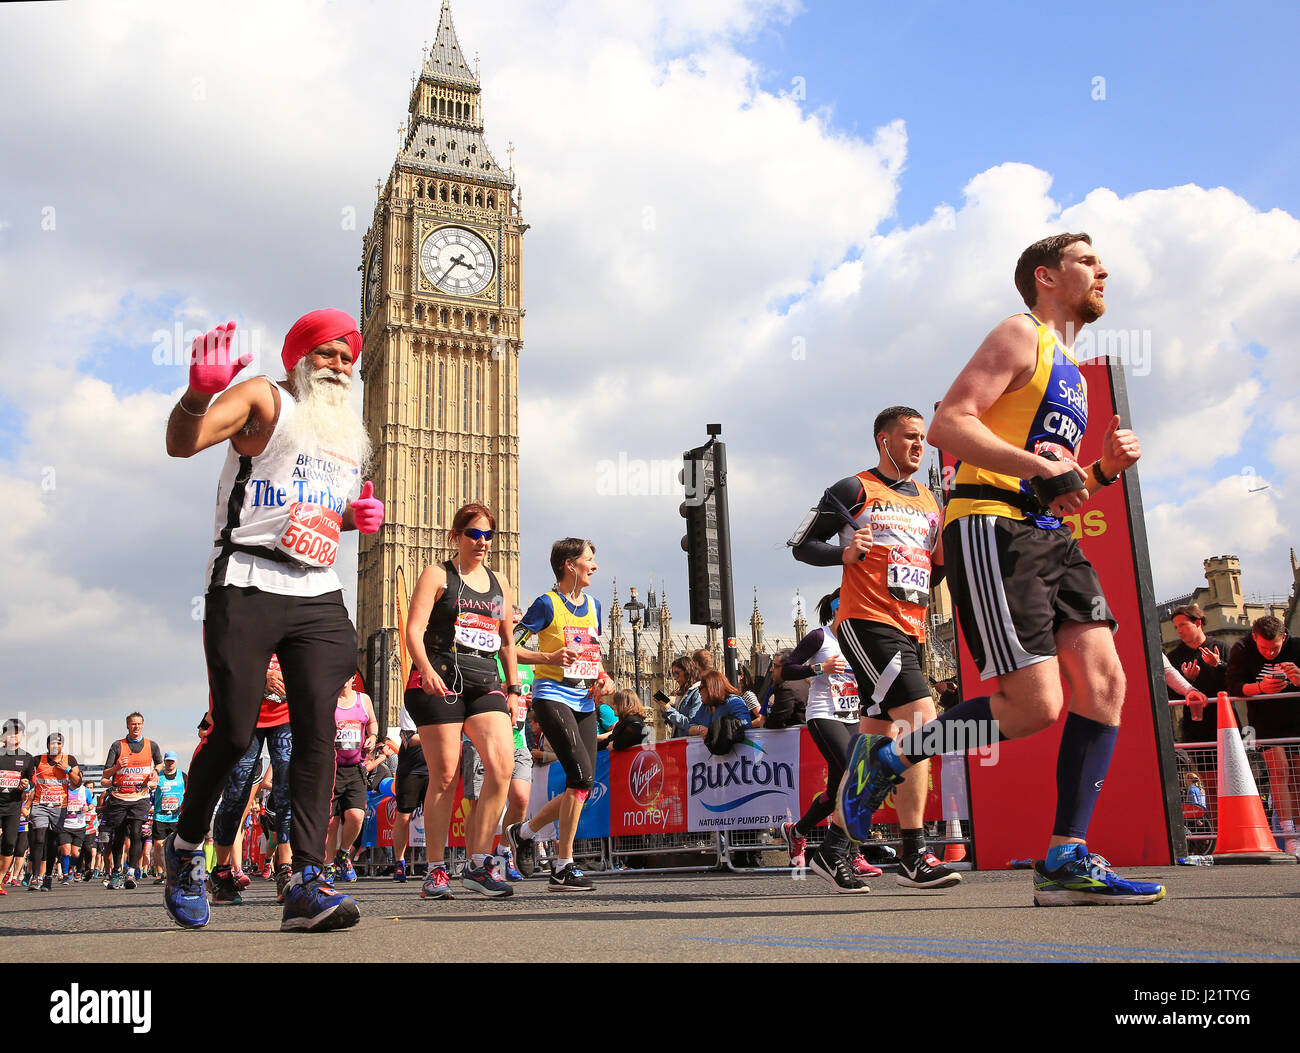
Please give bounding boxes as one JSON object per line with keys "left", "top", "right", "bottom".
{"left": 1, "top": 0, "right": 1298, "bottom": 757}
{"left": 746, "top": 1, "right": 1300, "bottom": 228}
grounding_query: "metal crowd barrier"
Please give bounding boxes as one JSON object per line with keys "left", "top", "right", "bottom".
{"left": 1174, "top": 736, "right": 1300, "bottom": 852}
{"left": 1169, "top": 690, "right": 1300, "bottom": 853}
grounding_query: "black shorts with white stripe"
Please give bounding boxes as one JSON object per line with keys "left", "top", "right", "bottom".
{"left": 943, "top": 514, "right": 1116, "bottom": 682}
{"left": 835, "top": 619, "right": 931, "bottom": 718}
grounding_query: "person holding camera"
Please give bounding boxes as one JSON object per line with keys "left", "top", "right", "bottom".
{"left": 657, "top": 656, "right": 703, "bottom": 738}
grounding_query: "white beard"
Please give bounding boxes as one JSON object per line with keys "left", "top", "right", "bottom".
{"left": 265, "top": 359, "right": 372, "bottom": 473}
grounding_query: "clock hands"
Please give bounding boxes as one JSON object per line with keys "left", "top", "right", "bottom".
{"left": 447, "top": 252, "right": 475, "bottom": 274}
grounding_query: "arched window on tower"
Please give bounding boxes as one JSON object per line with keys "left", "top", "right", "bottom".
{"left": 451, "top": 187, "right": 459, "bottom": 205}
{"left": 439, "top": 184, "right": 448, "bottom": 203}
{"left": 439, "top": 307, "right": 448, "bottom": 325}
{"left": 475, "top": 190, "right": 483, "bottom": 207}
{"left": 416, "top": 180, "right": 423, "bottom": 199}
{"left": 487, "top": 192, "right": 495, "bottom": 210}
{"left": 424, "top": 358, "right": 432, "bottom": 427}
{"left": 438, "top": 361, "right": 445, "bottom": 428}
{"left": 489, "top": 315, "right": 498, "bottom": 334}
{"left": 423, "top": 461, "right": 430, "bottom": 523}
{"left": 435, "top": 462, "right": 443, "bottom": 523}
{"left": 414, "top": 303, "right": 424, "bottom": 322}
{"left": 462, "top": 464, "right": 469, "bottom": 501}
{"left": 463, "top": 364, "right": 470, "bottom": 430}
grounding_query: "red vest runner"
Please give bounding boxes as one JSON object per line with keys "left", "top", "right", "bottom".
{"left": 32, "top": 755, "right": 72, "bottom": 808}
{"left": 113, "top": 738, "right": 155, "bottom": 796}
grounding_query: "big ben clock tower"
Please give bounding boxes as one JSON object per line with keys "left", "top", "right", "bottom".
{"left": 357, "top": 0, "right": 525, "bottom": 720}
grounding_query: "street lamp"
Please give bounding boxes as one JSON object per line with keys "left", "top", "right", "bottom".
{"left": 625, "top": 586, "right": 645, "bottom": 705}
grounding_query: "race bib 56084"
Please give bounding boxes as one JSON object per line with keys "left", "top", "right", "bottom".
{"left": 275, "top": 503, "right": 341, "bottom": 568}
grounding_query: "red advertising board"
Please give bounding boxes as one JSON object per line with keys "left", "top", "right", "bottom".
{"left": 373, "top": 777, "right": 471, "bottom": 848}
{"left": 940, "top": 360, "right": 1179, "bottom": 868}
{"left": 609, "top": 739, "right": 687, "bottom": 835}
{"left": 797, "top": 731, "right": 942, "bottom": 825}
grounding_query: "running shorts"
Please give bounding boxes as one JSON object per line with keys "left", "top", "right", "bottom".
{"left": 943, "top": 514, "right": 1116, "bottom": 681}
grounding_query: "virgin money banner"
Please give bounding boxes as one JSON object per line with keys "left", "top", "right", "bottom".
{"left": 686, "top": 729, "right": 800, "bottom": 831}
{"left": 610, "top": 739, "right": 687, "bottom": 835}
{"left": 366, "top": 796, "right": 424, "bottom": 848}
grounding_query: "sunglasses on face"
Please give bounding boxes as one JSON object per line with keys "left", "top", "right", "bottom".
{"left": 463, "top": 528, "right": 493, "bottom": 542}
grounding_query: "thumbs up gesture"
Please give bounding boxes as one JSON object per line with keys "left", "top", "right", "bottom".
{"left": 1100, "top": 414, "right": 1141, "bottom": 477}
{"left": 189, "top": 321, "right": 253, "bottom": 394}
{"left": 349, "top": 481, "right": 384, "bottom": 534}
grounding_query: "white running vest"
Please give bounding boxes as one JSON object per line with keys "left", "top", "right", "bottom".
{"left": 204, "top": 381, "right": 361, "bottom": 597}
{"left": 804, "top": 629, "right": 861, "bottom": 724}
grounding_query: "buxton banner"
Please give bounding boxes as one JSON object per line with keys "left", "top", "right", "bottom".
{"left": 685, "top": 729, "right": 800, "bottom": 831}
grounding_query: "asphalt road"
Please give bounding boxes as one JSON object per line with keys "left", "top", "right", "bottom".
{"left": 4, "top": 863, "right": 1298, "bottom": 964}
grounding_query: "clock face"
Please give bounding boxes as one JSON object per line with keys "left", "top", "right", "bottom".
{"left": 364, "top": 248, "right": 381, "bottom": 319}
{"left": 419, "top": 226, "right": 495, "bottom": 296}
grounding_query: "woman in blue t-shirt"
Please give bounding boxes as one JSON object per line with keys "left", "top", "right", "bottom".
{"left": 687, "top": 671, "right": 753, "bottom": 738}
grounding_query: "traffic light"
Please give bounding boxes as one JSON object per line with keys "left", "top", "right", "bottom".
{"left": 680, "top": 443, "right": 723, "bottom": 626}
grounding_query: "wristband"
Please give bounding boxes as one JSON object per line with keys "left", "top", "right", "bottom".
{"left": 507, "top": 684, "right": 523, "bottom": 696}
{"left": 1028, "top": 467, "right": 1086, "bottom": 510}
{"left": 1090, "top": 460, "right": 1118, "bottom": 487}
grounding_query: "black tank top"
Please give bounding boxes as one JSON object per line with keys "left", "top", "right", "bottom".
{"left": 423, "top": 560, "right": 505, "bottom": 680}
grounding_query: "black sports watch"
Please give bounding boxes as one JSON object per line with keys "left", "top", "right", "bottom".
{"left": 1090, "top": 460, "right": 1118, "bottom": 487}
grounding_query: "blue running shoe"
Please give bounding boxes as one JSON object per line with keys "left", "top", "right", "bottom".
{"left": 280, "top": 865, "right": 361, "bottom": 932}
{"left": 1032, "top": 844, "right": 1166, "bottom": 906}
{"left": 837, "top": 734, "right": 905, "bottom": 843}
{"left": 497, "top": 846, "right": 523, "bottom": 882}
{"left": 336, "top": 852, "right": 357, "bottom": 883}
{"left": 393, "top": 859, "right": 407, "bottom": 883}
{"left": 461, "top": 855, "right": 514, "bottom": 897}
{"left": 163, "top": 832, "right": 210, "bottom": 929}
{"left": 420, "top": 864, "right": 453, "bottom": 900}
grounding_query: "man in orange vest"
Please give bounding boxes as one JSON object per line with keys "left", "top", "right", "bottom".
{"left": 100, "top": 712, "right": 163, "bottom": 890}
{"left": 26, "top": 732, "right": 83, "bottom": 892}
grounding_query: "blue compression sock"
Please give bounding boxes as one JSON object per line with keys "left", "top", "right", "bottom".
{"left": 1052, "top": 712, "right": 1119, "bottom": 840}
{"left": 894, "top": 696, "right": 1003, "bottom": 766}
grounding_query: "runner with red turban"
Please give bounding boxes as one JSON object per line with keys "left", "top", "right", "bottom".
{"left": 161, "top": 310, "right": 384, "bottom": 931}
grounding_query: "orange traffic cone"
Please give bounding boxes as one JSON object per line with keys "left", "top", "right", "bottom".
{"left": 1211, "top": 691, "right": 1296, "bottom": 864}
{"left": 943, "top": 818, "right": 966, "bottom": 862}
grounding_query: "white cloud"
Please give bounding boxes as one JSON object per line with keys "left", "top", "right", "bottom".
{"left": 1145, "top": 476, "right": 1287, "bottom": 600}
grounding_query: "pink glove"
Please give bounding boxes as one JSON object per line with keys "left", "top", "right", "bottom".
{"left": 189, "top": 321, "right": 252, "bottom": 394}
{"left": 350, "top": 481, "right": 384, "bottom": 534}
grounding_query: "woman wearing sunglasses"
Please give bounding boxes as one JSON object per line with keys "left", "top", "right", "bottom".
{"left": 404, "top": 502, "right": 522, "bottom": 899}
